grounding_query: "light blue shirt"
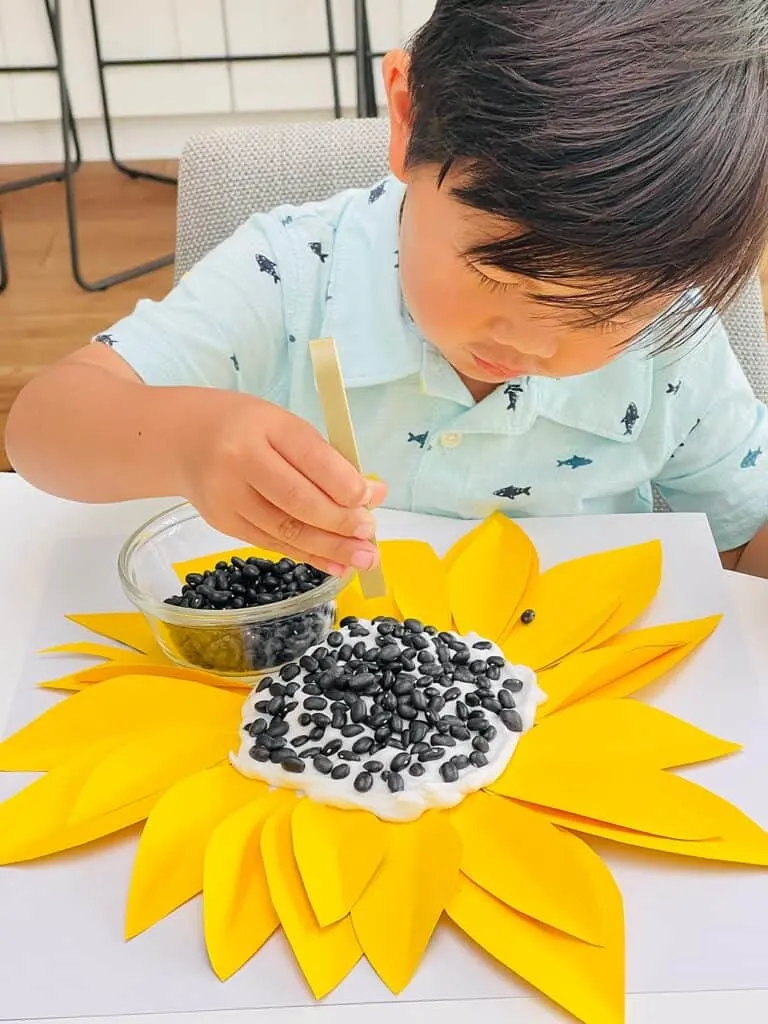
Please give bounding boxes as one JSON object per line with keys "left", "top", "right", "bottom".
{"left": 95, "top": 176, "right": 768, "bottom": 550}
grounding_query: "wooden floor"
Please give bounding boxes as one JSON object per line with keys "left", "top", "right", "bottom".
{"left": 2, "top": 160, "right": 768, "bottom": 474}
{"left": 0, "top": 161, "right": 177, "bottom": 471}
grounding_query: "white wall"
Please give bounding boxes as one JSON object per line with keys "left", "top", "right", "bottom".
{"left": 0, "top": 0, "right": 436, "bottom": 164}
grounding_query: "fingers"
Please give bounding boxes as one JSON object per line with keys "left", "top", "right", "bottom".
{"left": 234, "top": 484, "right": 380, "bottom": 574}
{"left": 271, "top": 419, "right": 373, "bottom": 509}
{"left": 227, "top": 513, "right": 343, "bottom": 577}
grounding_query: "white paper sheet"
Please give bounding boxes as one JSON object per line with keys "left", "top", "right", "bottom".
{"left": 1, "top": 511, "right": 767, "bottom": 1022}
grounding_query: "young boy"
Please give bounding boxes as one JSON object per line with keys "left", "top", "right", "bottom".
{"left": 7, "top": 0, "right": 768, "bottom": 577}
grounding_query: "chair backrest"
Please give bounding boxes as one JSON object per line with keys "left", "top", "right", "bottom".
{"left": 176, "top": 119, "right": 768, "bottom": 403}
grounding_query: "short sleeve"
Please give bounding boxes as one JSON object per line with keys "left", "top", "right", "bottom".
{"left": 654, "top": 319, "right": 768, "bottom": 550}
{"left": 91, "top": 214, "right": 289, "bottom": 395}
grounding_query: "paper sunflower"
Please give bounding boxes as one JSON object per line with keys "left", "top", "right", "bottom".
{"left": 0, "top": 513, "right": 766, "bottom": 1024}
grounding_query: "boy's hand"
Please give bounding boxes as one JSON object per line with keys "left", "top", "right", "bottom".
{"left": 176, "top": 391, "right": 386, "bottom": 576}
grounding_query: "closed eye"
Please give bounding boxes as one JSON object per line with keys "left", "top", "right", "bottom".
{"left": 466, "top": 261, "right": 516, "bottom": 294}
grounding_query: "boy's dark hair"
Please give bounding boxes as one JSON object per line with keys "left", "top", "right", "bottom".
{"left": 406, "top": 0, "right": 768, "bottom": 348}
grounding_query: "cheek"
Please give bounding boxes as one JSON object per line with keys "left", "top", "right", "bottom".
{"left": 399, "top": 241, "right": 477, "bottom": 333}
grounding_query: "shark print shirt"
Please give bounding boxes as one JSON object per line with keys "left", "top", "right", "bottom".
{"left": 96, "top": 176, "right": 768, "bottom": 551}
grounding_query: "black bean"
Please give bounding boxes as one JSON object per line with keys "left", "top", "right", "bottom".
{"left": 452, "top": 666, "right": 474, "bottom": 684}
{"left": 388, "top": 736, "right": 406, "bottom": 750}
{"left": 419, "top": 747, "right": 445, "bottom": 762}
{"left": 440, "top": 762, "right": 459, "bottom": 783}
{"left": 281, "top": 756, "right": 306, "bottom": 774}
{"left": 503, "top": 677, "right": 525, "bottom": 693}
{"left": 310, "top": 713, "right": 329, "bottom": 729}
{"left": 292, "top": 735, "right": 310, "bottom": 748}
{"left": 332, "top": 709, "right": 347, "bottom": 730}
{"left": 409, "top": 721, "right": 428, "bottom": 745}
{"left": 374, "top": 725, "right": 392, "bottom": 744}
{"left": 340, "top": 615, "right": 359, "bottom": 628}
{"left": 352, "top": 736, "right": 374, "bottom": 755}
{"left": 267, "top": 718, "right": 290, "bottom": 737}
{"left": 398, "top": 704, "right": 418, "bottom": 721}
{"left": 470, "top": 751, "right": 489, "bottom": 768}
{"left": 331, "top": 763, "right": 351, "bottom": 780}
{"left": 327, "top": 631, "right": 343, "bottom": 648}
{"left": 432, "top": 734, "right": 456, "bottom": 747}
{"left": 350, "top": 672, "right": 376, "bottom": 692}
{"left": 376, "top": 645, "right": 399, "bottom": 664}
{"left": 323, "top": 738, "right": 343, "bottom": 755}
{"left": 390, "top": 752, "right": 411, "bottom": 772}
{"left": 298, "top": 713, "right": 312, "bottom": 727}
{"left": 409, "top": 762, "right": 426, "bottom": 777}
{"left": 249, "top": 745, "right": 270, "bottom": 762}
{"left": 337, "top": 643, "right": 353, "bottom": 662}
{"left": 341, "top": 723, "right": 364, "bottom": 738}
{"left": 411, "top": 690, "right": 428, "bottom": 712}
{"left": 404, "top": 618, "right": 424, "bottom": 633}
{"left": 487, "top": 656, "right": 505, "bottom": 669}
{"left": 411, "top": 741, "right": 430, "bottom": 755}
{"left": 364, "top": 759, "right": 384, "bottom": 773}
{"left": 269, "top": 682, "right": 286, "bottom": 697}
{"left": 247, "top": 719, "right": 267, "bottom": 737}
{"left": 429, "top": 695, "right": 446, "bottom": 714}
{"left": 309, "top": 726, "right": 326, "bottom": 741}
{"left": 473, "top": 736, "right": 490, "bottom": 753}
{"left": 520, "top": 608, "right": 536, "bottom": 625}
{"left": 254, "top": 700, "right": 270, "bottom": 713}
{"left": 418, "top": 651, "right": 436, "bottom": 665}
{"left": 303, "top": 696, "right": 328, "bottom": 711}
{"left": 387, "top": 772, "right": 405, "bottom": 793}
{"left": 345, "top": 700, "right": 364, "bottom": 724}
{"left": 473, "top": 640, "right": 493, "bottom": 650}
{"left": 467, "top": 715, "right": 488, "bottom": 732}
{"left": 450, "top": 725, "right": 471, "bottom": 741}
{"left": 256, "top": 676, "right": 273, "bottom": 693}
{"left": 313, "top": 755, "right": 333, "bottom": 775}
{"left": 382, "top": 691, "right": 398, "bottom": 711}
{"left": 483, "top": 725, "right": 498, "bottom": 742}
{"left": 280, "top": 663, "right": 301, "bottom": 681}
{"left": 338, "top": 749, "right": 361, "bottom": 762}
{"left": 270, "top": 747, "right": 295, "bottom": 764}
{"left": 442, "top": 686, "right": 460, "bottom": 702}
{"left": 465, "top": 692, "right": 481, "bottom": 708}
{"left": 482, "top": 697, "right": 502, "bottom": 714}
{"left": 500, "top": 709, "right": 524, "bottom": 732}
{"left": 392, "top": 677, "right": 413, "bottom": 697}
{"left": 451, "top": 754, "right": 470, "bottom": 771}
{"left": 469, "top": 660, "right": 487, "bottom": 675}
{"left": 284, "top": 682, "right": 300, "bottom": 697}
{"left": 299, "top": 655, "right": 319, "bottom": 673}
{"left": 354, "top": 771, "right": 373, "bottom": 793}
{"left": 498, "top": 689, "right": 516, "bottom": 710}
{"left": 422, "top": 663, "right": 444, "bottom": 677}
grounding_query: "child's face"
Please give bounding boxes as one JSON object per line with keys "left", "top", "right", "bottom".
{"left": 398, "top": 163, "right": 668, "bottom": 385}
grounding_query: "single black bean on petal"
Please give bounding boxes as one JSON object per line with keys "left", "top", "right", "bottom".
{"left": 387, "top": 772, "right": 405, "bottom": 793}
{"left": 500, "top": 709, "right": 524, "bottom": 732}
{"left": 313, "top": 755, "right": 333, "bottom": 775}
{"left": 520, "top": 608, "right": 536, "bottom": 625}
{"left": 440, "top": 761, "right": 459, "bottom": 783}
{"left": 409, "top": 762, "right": 426, "bottom": 777}
{"left": 354, "top": 771, "right": 374, "bottom": 793}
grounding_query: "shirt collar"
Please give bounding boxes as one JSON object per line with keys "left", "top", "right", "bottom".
{"left": 320, "top": 176, "right": 422, "bottom": 388}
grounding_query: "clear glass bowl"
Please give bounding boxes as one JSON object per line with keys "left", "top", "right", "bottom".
{"left": 118, "top": 502, "right": 350, "bottom": 679}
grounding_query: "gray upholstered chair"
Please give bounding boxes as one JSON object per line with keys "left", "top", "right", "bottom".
{"left": 175, "top": 119, "right": 768, "bottom": 404}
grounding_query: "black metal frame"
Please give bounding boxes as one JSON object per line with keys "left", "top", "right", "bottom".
{"left": 0, "top": 0, "right": 380, "bottom": 292}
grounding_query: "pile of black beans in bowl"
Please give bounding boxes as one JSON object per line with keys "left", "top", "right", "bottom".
{"left": 163, "top": 554, "right": 335, "bottom": 674}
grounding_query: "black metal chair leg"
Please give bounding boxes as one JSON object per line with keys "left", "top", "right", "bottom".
{"left": 0, "top": 223, "right": 9, "bottom": 294}
{"left": 324, "top": 0, "right": 342, "bottom": 119}
{"left": 50, "top": 0, "right": 174, "bottom": 291}
{"left": 354, "top": 0, "right": 378, "bottom": 118}
{"left": 88, "top": 0, "right": 177, "bottom": 186}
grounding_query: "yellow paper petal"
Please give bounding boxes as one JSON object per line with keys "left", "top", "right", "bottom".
{"left": 537, "top": 645, "right": 677, "bottom": 718}
{"left": 577, "top": 541, "right": 663, "bottom": 651}
{"left": 292, "top": 800, "right": 387, "bottom": 926}
{"left": 39, "top": 660, "right": 251, "bottom": 694}
{"left": 525, "top": 700, "right": 740, "bottom": 770}
{"left": 351, "top": 811, "right": 461, "bottom": 994}
{"left": 451, "top": 791, "right": 608, "bottom": 944}
{"left": 39, "top": 641, "right": 150, "bottom": 663}
{"left": 447, "top": 514, "right": 538, "bottom": 642}
{"left": 204, "top": 792, "right": 291, "bottom": 980}
{"left": 387, "top": 541, "right": 452, "bottom": 631}
{"left": 69, "top": 725, "right": 236, "bottom": 823}
{"left": 491, "top": 756, "right": 740, "bottom": 840}
{"left": 66, "top": 612, "right": 161, "bottom": 657}
{"left": 447, "top": 873, "right": 624, "bottom": 1024}
{"left": 0, "top": 744, "right": 155, "bottom": 865}
{"left": 261, "top": 801, "right": 362, "bottom": 999}
{"left": 0, "top": 676, "right": 244, "bottom": 771}
{"left": 503, "top": 541, "right": 663, "bottom": 669}
{"left": 590, "top": 617, "right": 722, "bottom": 702}
{"left": 533, "top": 803, "right": 768, "bottom": 867}
{"left": 503, "top": 592, "right": 620, "bottom": 672}
{"left": 173, "top": 545, "right": 280, "bottom": 583}
{"left": 125, "top": 763, "right": 262, "bottom": 939}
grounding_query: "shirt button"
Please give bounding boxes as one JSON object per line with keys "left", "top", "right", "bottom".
{"left": 440, "top": 431, "right": 463, "bottom": 449}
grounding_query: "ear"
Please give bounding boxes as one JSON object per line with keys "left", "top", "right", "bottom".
{"left": 382, "top": 50, "right": 412, "bottom": 182}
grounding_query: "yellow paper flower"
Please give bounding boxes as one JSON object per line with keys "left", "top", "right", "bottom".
{"left": 0, "top": 513, "right": 766, "bottom": 1024}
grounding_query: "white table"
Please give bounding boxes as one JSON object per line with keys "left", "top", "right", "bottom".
{"left": 1, "top": 473, "right": 767, "bottom": 1024}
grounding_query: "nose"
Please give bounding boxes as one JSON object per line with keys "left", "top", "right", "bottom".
{"left": 489, "top": 318, "right": 558, "bottom": 359}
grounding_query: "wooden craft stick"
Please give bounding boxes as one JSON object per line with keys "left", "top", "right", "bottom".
{"left": 309, "top": 337, "right": 387, "bottom": 599}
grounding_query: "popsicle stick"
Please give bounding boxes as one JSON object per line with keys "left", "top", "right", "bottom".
{"left": 309, "top": 337, "right": 387, "bottom": 599}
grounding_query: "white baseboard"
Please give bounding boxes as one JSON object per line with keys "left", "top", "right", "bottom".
{"left": 0, "top": 108, "right": 374, "bottom": 165}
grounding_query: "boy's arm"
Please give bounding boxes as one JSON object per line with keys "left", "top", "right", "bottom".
{"left": 653, "top": 317, "right": 768, "bottom": 577}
